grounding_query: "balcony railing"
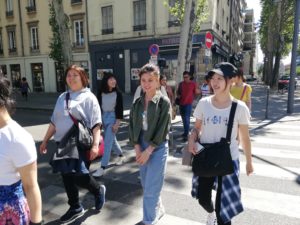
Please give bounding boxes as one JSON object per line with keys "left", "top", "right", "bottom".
{"left": 133, "top": 24, "right": 146, "bottom": 31}
{"left": 168, "top": 20, "right": 180, "bottom": 27}
{"left": 102, "top": 28, "right": 113, "bottom": 35}
{"left": 72, "top": 41, "right": 85, "bottom": 48}
{"left": 30, "top": 45, "right": 39, "bottom": 52}
{"left": 6, "top": 10, "right": 14, "bottom": 17}
{"left": 26, "top": 6, "right": 36, "bottom": 13}
{"left": 71, "top": 0, "right": 82, "bottom": 5}
{"left": 8, "top": 47, "right": 17, "bottom": 53}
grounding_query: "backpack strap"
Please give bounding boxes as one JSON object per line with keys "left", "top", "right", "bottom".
{"left": 225, "top": 101, "right": 237, "bottom": 143}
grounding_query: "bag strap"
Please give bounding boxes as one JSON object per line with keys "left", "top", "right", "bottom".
{"left": 240, "top": 85, "right": 247, "bottom": 100}
{"left": 65, "top": 92, "right": 78, "bottom": 126}
{"left": 225, "top": 101, "right": 237, "bottom": 143}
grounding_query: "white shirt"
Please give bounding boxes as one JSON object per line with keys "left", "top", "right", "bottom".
{"left": 193, "top": 96, "right": 250, "bottom": 160}
{"left": 0, "top": 120, "right": 37, "bottom": 185}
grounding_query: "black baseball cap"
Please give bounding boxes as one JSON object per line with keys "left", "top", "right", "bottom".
{"left": 208, "top": 62, "right": 238, "bottom": 79}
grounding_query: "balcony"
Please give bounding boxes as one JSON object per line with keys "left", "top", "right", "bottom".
{"left": 6, "top": 10, "right": 14, "bottom": 17}
{"left": 26, "top": 6, "right": 36, "bottom": 13}
{"left": 133, "top": 24, "right": 146, "bottom": 31}
{"left": 102, "top": 28, "right": 113, "bottom": 35}
{"left": 8, "top": 47, "right": 17, "bottom": 53}
{"left": 71, "top": 0, "right": 82, "bottom": 5}
{"left": 168, "top": 20, "right": 180, "bottom": 27}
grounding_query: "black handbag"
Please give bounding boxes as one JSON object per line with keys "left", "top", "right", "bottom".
{"left": 192, "top": 101, "right": 237, "bottom": 177}
{"left": 66, "top": 92, "right": 93, "bottom": 152}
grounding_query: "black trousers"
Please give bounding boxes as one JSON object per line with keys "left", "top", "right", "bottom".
{"left": 62, "top": 173, "right": 100, "bottom": 209}
{"left": 197, "top": 176, "right": 231, "bottom": 225}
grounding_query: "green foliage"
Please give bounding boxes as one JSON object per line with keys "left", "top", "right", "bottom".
{"left": 297, "top": 65, "right": 300, "bottom": 75}
{"left": 164, "top": 0, "right": 208, "bottom": 32}
{"left": 48, "top": 2, "right": 64, "bottom": 63}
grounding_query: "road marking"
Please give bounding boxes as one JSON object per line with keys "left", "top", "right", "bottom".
{"left": 251, "top": 147, "right": 300, "bottom": 159}
{"left": 250, "top": 137, "right": 300, "bottom": 147}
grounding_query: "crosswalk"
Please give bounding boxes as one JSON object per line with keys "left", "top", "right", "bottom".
{"left": 39, "top": 115, "right": 300, "bottom": 225}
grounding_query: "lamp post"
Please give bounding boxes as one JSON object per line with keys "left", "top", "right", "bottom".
{"left": 287, "top": 0, "right": 300, "bottom": 114}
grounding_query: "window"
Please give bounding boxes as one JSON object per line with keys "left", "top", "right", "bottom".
{"left": 102, "top": 6, "right": 113, "bottom": 34}
{"left": 8, "top": 30, "right": 16, "bottom": 52}
{"left": 71, "top": 0, "right": 82, "bottom": 5}
{"left": 30, "top": 27, "right": 39, "bottom": 51}
{"left": 133, "top": 0, "right": 146, "bottom": 31}
{"left": 26, "top": 0, "right": 36, "bottom": 12}
{"left": 74, "top": 20, "right": 84, "bottom": 47}
{"left": 168, "top": 0, "right": 180, "bottom": 27}
{"left": 6, "top": 0, "right": 13, "bottom": 17}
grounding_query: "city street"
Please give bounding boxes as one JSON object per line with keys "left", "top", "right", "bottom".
{"left": 12, "top": 83, "right": 300, "bottom": 225}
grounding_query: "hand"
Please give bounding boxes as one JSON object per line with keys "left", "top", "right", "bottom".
{"left": 112, "top": 123, "right": 119, "bottom": 133}
{"left": 188, "top": 137, "right": 198, "bottom": 155}
{"left": 134, "top": 145, "right": 142, "bottom": 162}
{"left": 246, "top": 162, "right": 254, "bottom": 176}
{"left": 89, "top": 145, "right": 99, "bottom": 161}
{"left": 136, "top": 149, "right": 151, "bottom": 165}
{"left": 39, "top": 141, "right": 48, "bottom": 154}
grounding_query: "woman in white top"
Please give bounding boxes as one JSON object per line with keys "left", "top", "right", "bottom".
{"left": 188, "top": 62, "right": 253, "bottom": 225}
{"left": 0, "top": 74, "right": 42, "bottom": 225}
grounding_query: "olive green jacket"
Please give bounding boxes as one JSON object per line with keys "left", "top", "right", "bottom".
{"left": 129, "top": 91, "right": 171, "bottom": 147}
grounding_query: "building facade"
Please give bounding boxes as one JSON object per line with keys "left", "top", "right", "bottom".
{"left": 0, "top": 0, "right": 90, "bottom": 92}
{"left": 88, "top": 0, "right": 246, "bottom": 93}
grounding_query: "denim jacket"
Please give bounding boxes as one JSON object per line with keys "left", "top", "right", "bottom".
{"left": 129, "top": 91, "right": 171, "bottom": 147}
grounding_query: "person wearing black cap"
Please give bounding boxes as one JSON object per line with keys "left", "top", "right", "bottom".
{"left": 188, "top": 62, "right": 253, "bottom": 225}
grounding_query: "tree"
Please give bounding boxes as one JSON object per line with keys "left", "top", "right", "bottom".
{"left": 259, "top": 0, "right": 294, "bottom": 88}
{"left": 165, "top": 0, "right": 208, "bottom": 84}
{"left": 48, "top": 0, "right": 72, "bottom": 73}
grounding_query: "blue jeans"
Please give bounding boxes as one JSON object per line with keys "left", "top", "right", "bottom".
{"left": 139, "top": 133, "right": 168, "bottom": 224}
{"left": 179, "top": 104, "right": 192, "bottom": 137}
{"left": 100, "top": 112, "right": 123, "bottom": 168}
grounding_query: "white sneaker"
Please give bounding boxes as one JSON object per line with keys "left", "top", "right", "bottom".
{"left": 206, "top": 211, "right": 217, "bottom": 225}
{"left": 115, "top": 155, "right": 126, "bottom": 166}
{"left": 93, "top": 168, "right": 105, "bottom": 177}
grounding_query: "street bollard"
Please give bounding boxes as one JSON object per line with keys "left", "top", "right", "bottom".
{"left": 265, "top": 86, "right": 270, "bottom": 119}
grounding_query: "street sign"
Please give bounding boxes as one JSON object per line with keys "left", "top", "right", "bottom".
{"left": 205, "top": 32, "right": 213, "bottom": 49}
{"left": 149, "top": 55, "right": 158, "bottom": 65}
{"left": 205, "top": 49, "right": 211, "bottom": 57}
{"left": 149, "top": 44, "right": 159, "bottom": 56}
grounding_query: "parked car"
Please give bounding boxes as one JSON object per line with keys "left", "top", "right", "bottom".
{"left": 278, "top": 75, "right": 297, "bottom": 90}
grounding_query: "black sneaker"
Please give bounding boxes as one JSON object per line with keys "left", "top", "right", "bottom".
{"left": 95, "top": 185, "right": 106, "bottom": 210}
{"left": 59, "top": 206, "right": 84, "bottom": 223}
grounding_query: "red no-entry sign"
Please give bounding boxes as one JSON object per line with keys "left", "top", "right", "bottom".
{"left": 205, "top": 32, "right": 213, "bottom": 49}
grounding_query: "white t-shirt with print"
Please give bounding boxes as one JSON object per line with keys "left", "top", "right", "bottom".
{"left": 0, "top": 120, "right": 37, "bottom": 185}
{"left": 193, "top": 96, "right": 250, "bottom": 160}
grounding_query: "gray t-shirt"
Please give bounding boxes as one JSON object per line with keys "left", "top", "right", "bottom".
{"left": 51, "top": 88, "right": 102, "bottom": 142}
{"left": 101, "top": 92, "right": 117, "bottom": 112}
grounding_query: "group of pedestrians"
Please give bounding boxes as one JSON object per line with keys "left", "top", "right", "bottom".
{"left": 0, "top": 61, "right": 253, "bottom": 225}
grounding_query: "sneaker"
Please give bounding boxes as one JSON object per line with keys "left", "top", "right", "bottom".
{"left": 206, "top": 211, "right": 217, "bottom": 225}
{"left": 115, "top": 155, "right": 126, "bottom": 166}
{"left": 93, "top": 168, "right": 105, "bottom": 177}
{"left": 95, "top": 185, "right": 106, "bottom": 210}
{"left": 157, "top": 205, "right": 165, "bottom": 220}
{"left": 59, "top": 206, "right": 84, "bottom": 224}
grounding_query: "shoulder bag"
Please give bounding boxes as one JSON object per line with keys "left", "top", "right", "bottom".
{"left": 192, "top": 101, "right": 237, "bottom": 177}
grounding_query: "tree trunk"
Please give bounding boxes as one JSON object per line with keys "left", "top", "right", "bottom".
{"left": 272, "top": 51, "right": 281, "bottom": 88}
{"left": 52, "top": 0, "right": 72, "bottom": 71}
{"left": 176, "top": 0, "right": 198, "bottom": 85}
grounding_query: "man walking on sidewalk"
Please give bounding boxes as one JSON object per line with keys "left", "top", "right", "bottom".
{"left": 176, "top": 71, "right": 199, "bottom": 141}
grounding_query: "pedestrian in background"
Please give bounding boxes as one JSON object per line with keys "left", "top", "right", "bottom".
{"left": 0, "top": 74, "right": 42, "bottom": 225}
{"left": 39, "top": 65, "right": 106, "bottom": 224}
{"left": 129, "top": 64, "right": 171, "bottom": 225}
{"left": 20, "top": 77, "right": 31, "bottom": 101}
{"left": 200, "top": 74, "right": 213, "bottom": 98}
{"left": 188, "top": 62, "right": 253, "bottom": 225}
{"left": 230, "top": 69, "right": 252, "bottom": 112}
{"left": 176, "top": 71, "right": 200, "bottom": 141}
{"left": 93, "top": 72, "right": 125, "bottom": 177}
{"left": 160, "top": 75, "right": 174, "bottom": 105}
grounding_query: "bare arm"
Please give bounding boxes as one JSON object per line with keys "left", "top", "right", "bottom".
{"left": 17, "top": 162, "right": 42, "bottom": 223}
{"left": 188, "top": 119, "right": 202, "bottom": 155}
{"left": 239, "top": 124, "right": 253, "bottom": 176}
{"left": 39, "top": 123, "right": 56, "bottom": 154}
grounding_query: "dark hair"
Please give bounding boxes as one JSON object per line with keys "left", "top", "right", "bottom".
{"left": 65, "top": 64, "right": 89, "bottom": 87}
{"left": 139, "top": 63, "right": 160, "bottom": 78}
{"left": 100, "top": 72, "right": 119, "bottom": 93}
{"left": 183, "top": 71, "right": 190, "bottom": 76}
{"left": 160, "top": 74, "right": 167, "bottom": 82}
{"left": 22, "top": 77, "right": 27, "bottom": 82}
{"left": 0, "top": 74, "right": 15, "bottom": 114}
{"left": 236, "top": 69, "right": 245, "bottom": 82}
